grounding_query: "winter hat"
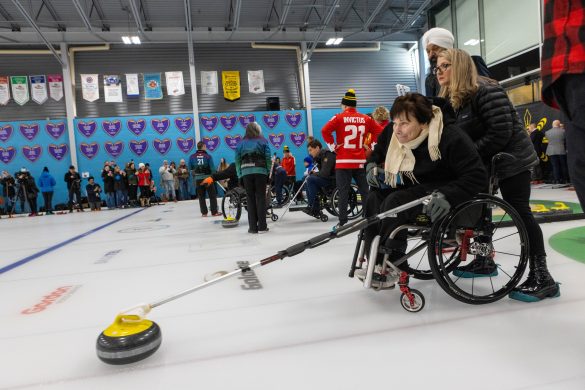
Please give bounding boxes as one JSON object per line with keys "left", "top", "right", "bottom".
{"left": 69, "top": 165, "right": 75, "bottom": 170}
{"left": 283, "top": 145, "right": 290, "bottom": 152}
{"left": 422, "top": 27, "right": 454, "bottom": 50}
{"left": 20, "top": 167, "right": 27, "bottom": 173}
{"left": 341, "top": 89, "right": 357, "bottom": 107}
{"left": 304, "top": 156, "right": 313, "bottom": 164}
{"left": 43, "top": 166, "right": 49, "bottom": 172}
{"left": 139, "top": 162, "right": 145, "bottom": 168}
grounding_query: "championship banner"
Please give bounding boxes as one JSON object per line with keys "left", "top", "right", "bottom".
{"left": 48, "top": 74, "right": 63, "bottom": 101}
{"left": 0, "top": 76, "right": 9, "bottom": 105}
{"left": 81, "top": 74, "right": 100, "bottom": 102}
{"left": 10, "top": 76, "right": 29, "bottom": 106}
{"left": 248, "top": 70, "right": 265, "bottom": 94}
{"left": 201, "top": 71, "right": 218, "bottom": 95}
{"left": 222, "top": 71, "right": 240, "bottom": 101}
{"left": 104, "top": 75, "right": 123, "bottom": 103}
{"left": 165, "top": 71, "right": 185, "bottom": 96}
{"left": 126, "top": 73, "right": 139, "bottom": 97}
{"left": 30, "top": 75, "right": 48, "bottom": 104}
{"left": 144, "top": 73, "right": 163, "bottom": 100}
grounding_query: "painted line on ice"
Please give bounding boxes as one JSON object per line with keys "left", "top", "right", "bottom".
{"left": 0, "top": 208, "right": 146, "bottom": 275}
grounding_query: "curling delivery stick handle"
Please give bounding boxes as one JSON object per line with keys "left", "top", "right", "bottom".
{"left": 149, "top": 195, "right": 432, "bottom": 310}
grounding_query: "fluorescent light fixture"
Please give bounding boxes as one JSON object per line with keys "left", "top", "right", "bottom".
{"left": 122, "top": 36, "right": 132, "bottom": 44}
{"left": 464, "top": 39, "right": 480, "bottom": 46}
{"left": 131, "top": 36, "right": 141, "bottom": 44}
{"left": 333, "top": 37, "right": 343, "bottom": 45}
{"left": 326, "top": 38, "right": 336, "bottom": 46}
{"left": 122, "top": 35, "right": 141, "bottom": 44}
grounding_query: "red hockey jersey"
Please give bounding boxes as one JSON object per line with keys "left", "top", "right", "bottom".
{"left": 321, "top": 107, "right": 383, "bottom": 169}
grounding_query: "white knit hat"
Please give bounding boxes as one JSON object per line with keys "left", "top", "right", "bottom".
{"left": 422, "top": 27, "right": 455, "bottom": 49}
{"left": 138, "top": 162, "right": 145, "bottom": 168}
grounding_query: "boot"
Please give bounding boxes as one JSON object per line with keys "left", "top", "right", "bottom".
{"left": 509, "top": 255, "right": 560, "bottom": 302}
{"left": 452, "top": 256, "right": 498, "bottom": 278}
{"left": 140, "top": 198, "right": 145, "bottom": 207}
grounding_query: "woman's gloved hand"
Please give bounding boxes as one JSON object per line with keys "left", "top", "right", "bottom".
{"left": 366, "top": 162, "right": 380, "bottom": 188}
{"left": 423, "top": 191, "right": 451, "bottom": 222}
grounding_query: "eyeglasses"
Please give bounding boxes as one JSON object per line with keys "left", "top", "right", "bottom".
{"left": 433, "top": 63, "right": 452, "bottom": 75}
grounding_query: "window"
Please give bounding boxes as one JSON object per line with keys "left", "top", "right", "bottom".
{"left": 456, "top": 0, "right": 481, "bottom": 56}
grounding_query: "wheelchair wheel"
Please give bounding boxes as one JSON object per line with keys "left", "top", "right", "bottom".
{"left": 270, "top": 185, "right": 291, "bottom": 206}
{"left": 428, "top": 195, "right": 529, "bottom": 305}
{"left": 400, "top": 289, "right": 425, "bottom": 313}
{"left": 271, "top": 213, "right": 278, "bottom": 221}
{"left": 221, "top": 189, "right": 242, "bottom": 221}
{"left": 330, "top": 184, "right": 363, "bottom": 220}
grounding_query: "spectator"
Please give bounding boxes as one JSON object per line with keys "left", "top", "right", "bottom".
{"left": 38, "top": 166, "right": 56, "bottom": 215}
{"left": 368, "top": 106, "right": 390, "bottom": 158}
{"left": 86, "top": 176, "right": 102, "bottom": 211}
{"left": 177, "top": 159, "right": 190, "bottom": 200}
{"left": 303, "top": 139, "right": 336, "bottom": 218}
{"left": 1, "top": 170, "right": 16, "bottom": 216}
{"left": 64, "top": 165, "right": 84, "bottom": 212}
{"left": 528, "top": 123, "right": 546, "bottom": 183}
{"left": 170, "top": 161, "right": 180, "bottom": 201}
{"left": 158, "top": 160, "right": 176, "bottom": 202}
{"left": 101, "top": 165, "right": 116, "bottom": 209}
{"left": 546, "top": 120, "right": 570, "bottom": 184}
{"left": 189, "top": 142, "right": 219, "bottom": 216}
{"left": 16, "top": 168, "right": 39, "bottom": 217}
{"left": 113, "top": 165, "right": 127, "bottom": 208}
{"left": 137, "top": 162, "right": 151, "bottom": 207}
{"left": 272, "top": 157, "right": 288, "bottom": 207}
{"left": 217, "top": 157, "right": 230, "bottom": 189}
{"left": 125, "top": 162, "right": 138, "bottom": 207}
{"left": 235, "top": 122, "right": 272, "bottom": 233}
{"left": 541, "top": 0, "right": 585, "bottom": 208}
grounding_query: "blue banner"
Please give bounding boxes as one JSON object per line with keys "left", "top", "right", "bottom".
{"left": 143, "top": 73, "right": 163, "bottom": 100}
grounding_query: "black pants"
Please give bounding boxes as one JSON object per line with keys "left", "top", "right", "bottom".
{"left": 549, "top": 154, "right": 569, "bottom": 183}
{"left": 499, "top": 170, "right": 545, "bottom": 257}
{"left": 128, "top": 185, "right": 138, "bottom": 202}
{"left": 42, "top": 191, "right": 53, "bottom": 211}
{"left": 335, "top": 168, "right": 369, "bottom": 224}
{"left": 27, "top": 196, "right": 37, "bottom": 213}
{"left": 196, "top": 179, "right": 218, "bottom": 215}
{"left": 243, "top": 174, "right": 268, "bottom": 232}
{"left": 68, "top": 187, "right": 82, "bottom": 210}
{"left": 551, "top": 74, "right": 585, "bottom": 208}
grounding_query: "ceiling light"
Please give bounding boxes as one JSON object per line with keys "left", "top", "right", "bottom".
{"left": 333, "top": 37, "right": 343, "bottom": 45}
{"left": 464, "top": 39, "right": 480, "bottom": 46}
{"left": 326, "top": 38, "right": 336, "bottom": 46}
{"left": 131, "top": 36, "right": 141, "bottom": 44}
{"left": 122, "top": 36, "right": 132, "bottom": 44}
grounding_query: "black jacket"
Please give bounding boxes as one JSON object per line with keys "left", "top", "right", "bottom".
{"left": 314, "top": 149, "right": 336, "bottom": 179}
{"left": 1, "top": 175, "right": 16, "bottom": 198}
{"left": 212, "top": 163, "right": 238, "bottom": 190}
{"left": 454, "top": 82, "right": 538, "bottom": 180}
{"left": 64, "top": 171, "right": 81, "bottom": 191}
{"left": 86, "top": 183, "right": 102, "bottom": 202}
{"left": 101, "top": 169, "right": 115, "bottom": 193}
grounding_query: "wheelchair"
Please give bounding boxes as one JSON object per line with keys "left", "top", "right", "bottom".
{"left": 349, "top": 153, "right": 529, "bottom": 313}
{"left": 307, "top": 182, "right": 364, "bottom": 222}
{"left": 221, "top": 185, "right": 280, "bottom": 222}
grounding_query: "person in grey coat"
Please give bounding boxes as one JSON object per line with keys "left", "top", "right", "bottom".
{"left": 545, "top": 120, "right": 570, "bottom": 184}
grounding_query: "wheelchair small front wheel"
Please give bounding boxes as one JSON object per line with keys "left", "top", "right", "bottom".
{"left": 400, "top": 289, "right": 425, "bottom": 312}
{"left": 271, "top": 214, "right": 278, "bottom": 222}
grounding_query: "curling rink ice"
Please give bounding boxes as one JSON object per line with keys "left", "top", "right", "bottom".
{"left": 1, "top": 187, "right": 584, "bottom": 390}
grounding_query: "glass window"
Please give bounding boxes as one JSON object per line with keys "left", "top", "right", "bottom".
{"left": 483, "top": 0, "right": 540, "bottom": 64}
{"left": 433, "top": 3, "right": 453, "bottom": 31}
{"left": 455, "top": 0, "right": 481, "bottom": 56}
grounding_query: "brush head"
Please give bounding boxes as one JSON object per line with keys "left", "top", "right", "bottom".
{"left": 96, "top": 314, "right": 162, "bottom": 365}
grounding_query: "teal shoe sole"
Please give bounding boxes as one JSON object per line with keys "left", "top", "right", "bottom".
{"left": 508, "top": 283, "right": 561, "bottom": 302}
{"left": 452, "top": 269, "right": 498, "bottom": 278}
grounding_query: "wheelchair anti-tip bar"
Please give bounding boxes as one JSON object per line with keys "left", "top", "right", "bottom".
{"left": 146, "top": 195, "right": 433, "bottom": 311}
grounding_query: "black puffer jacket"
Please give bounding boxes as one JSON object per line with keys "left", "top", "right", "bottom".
{"left": 454, "top": 82, "right": 538, "bottom": 180}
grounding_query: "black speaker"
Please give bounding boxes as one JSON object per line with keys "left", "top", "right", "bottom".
{"left": 266, "top": 97, "right": 280, "bottom": 111}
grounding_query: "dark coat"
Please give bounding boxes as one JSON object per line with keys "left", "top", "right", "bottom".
{"left": 454, "top": 82, "right": 538, "bottom": 180}
{"left": 313, "top": 149, "right": 336, "bottom": 179}
{"left": 64, "top": 171, "right": 81, "bottom": 191}
{"left": 1, "top": 175, "right": 16, "bottom": 198}
{"left": 212, "top": 163, "right": 238, "bottom": 190}
{"left": 101, "top": 169, "right": 115, "bottom": 193}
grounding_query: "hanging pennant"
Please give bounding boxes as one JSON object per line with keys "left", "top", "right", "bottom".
{"left": 30, "top": 75, "right": 48, "bottom": 104}
{"left": 201, "top": 71, "right": 218, "bottom": 95}
{"left": 0, "top": 76, "right": 10, "bottom": 105}
{"left": 10, "top": 76, "right": 29, "bottom": 106}
{"left": 144, "top": 73, "right": 163, "bottom": 100}
{"left": 81, "top": 74, "right": 100, "bottom": 102}
{"left": 47, "top": 74, "right": 63, "bottom": 101}
{"left": 104, "top": 75, "right": 123, "bottom": 103}
{"left": 165, "top": 71, "right": 185, "bottom": 96}
{"left": 126, "top": 73, "right": 139, "bottom": 97}
{"left": 222, "top": 71, "right": 240, "bottom": 102}
{"left": 247, "top": 70, "right": 265, "bottom": 94}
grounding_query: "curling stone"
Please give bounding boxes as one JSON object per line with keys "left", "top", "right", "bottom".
{"left": 221, "top": 217, "right": 239, "bottom": 228}
{"left": 96, "top": 314, "right": 162, "bottom": 365}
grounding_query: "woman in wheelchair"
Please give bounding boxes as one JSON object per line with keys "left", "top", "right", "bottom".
{"left": 437, "top": 48, "right": 559, "bottom": 302}
{"left": 359, "top": 93, "right": 487, "bottom": 288}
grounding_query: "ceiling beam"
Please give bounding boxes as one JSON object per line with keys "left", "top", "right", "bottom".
{"left": 306, "top": 0, "right": 340, "bottom": 61}
{"left": 9, "top": 0, "right": 64, "bottom": 65}
{"left": 279, "top": 0, "right": 293, "bottom": 27}
{"left": 302, "top": 0, "right": 321, "bottom": 27}
{"left": 128, "top": 0, "right": 145, "bottom": 32}
{"left": 401, "top": 0, "right": 431, "bottom": 29}
{"left": 89, "top": 0, "right": 109, "bottom": 31}
{"left": 72, "top": 0, "right": 94, "bottom": 31}
{"left": 232, "top": 0, "right": 242, "bottom": 30}
{"left": 0, "top": 2, "right": 20, "bottom": 31}
{"left": 363, "top": 0, "right": 389, "bottom": 31}
{"left": 338, "top": 0, "right": 358, "bottom": 25}
{"left": 38, "top": 0, "right": 66, "bottom": 31}
{"left": 138, "top": 0, "right": 152, "bottom": 30}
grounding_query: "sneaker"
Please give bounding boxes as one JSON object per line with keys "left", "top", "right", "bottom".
{"left": 453, "top": 257, "right": 498, "bottom": 278}
{"left": 202, "top": 213, "right": 208, "bottom": 217}
{"left": 302, "top": 207, "right": 321, "bottom": 219}
{"left": 211, "top": 212, "right": 222, "bottom": 217}
{"left": 258, "top": 228, "right": 270, "bottom": 234}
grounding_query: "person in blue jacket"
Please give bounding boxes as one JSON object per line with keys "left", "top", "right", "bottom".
{"left": 235, "top": 122, "right": 272, "bottom": 234}
{"left": 38, "top": 166, "right": 56, "bottom": 215}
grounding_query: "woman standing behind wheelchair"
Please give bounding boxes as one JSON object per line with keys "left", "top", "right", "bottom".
{"left": 235, "top": 122, "right": 272, "bottom": 234}
{"left": 361, "top": 93, "right": 487, "bottom": 288}
{"left": 436, "top": 48, "right": 559, "bottom": 302}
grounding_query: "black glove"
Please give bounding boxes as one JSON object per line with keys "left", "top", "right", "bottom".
{"left": 366, "top": 162, "right": 380, "bottom": 188}
{"left": 423, "top": 191, "right": 451, "bottom": 222}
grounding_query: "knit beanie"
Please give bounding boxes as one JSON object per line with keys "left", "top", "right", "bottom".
{"left": 341, "top": 89, "right": 357, "bottom": 107}
{"left": 422, "top": 27, "right": 455, "bottom": 49}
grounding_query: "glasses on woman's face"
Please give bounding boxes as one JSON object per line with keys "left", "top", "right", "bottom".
{"left": 433, "top": 63, "right": 452, "bottom": 75}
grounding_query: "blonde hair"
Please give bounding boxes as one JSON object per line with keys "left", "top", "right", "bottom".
{"left": 438, "top": 48, "right": 478, "bottom": 110}
{"left": 372, "top": 106, "right": 390, "bottom": 122}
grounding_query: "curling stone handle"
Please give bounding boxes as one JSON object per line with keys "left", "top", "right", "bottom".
{"left": 118, "top": 303, "right": 152, "bottom": 321}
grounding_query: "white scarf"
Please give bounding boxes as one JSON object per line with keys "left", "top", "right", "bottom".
{"left": 384, "top": 106, "right": 444, "bottom": 187}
